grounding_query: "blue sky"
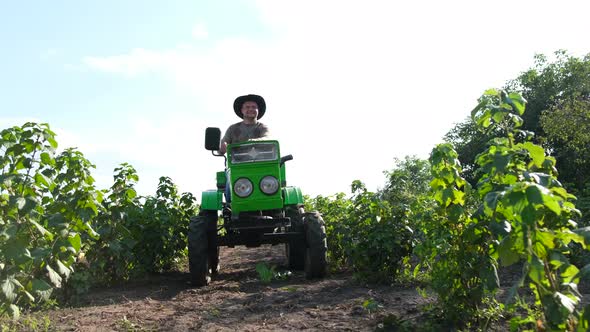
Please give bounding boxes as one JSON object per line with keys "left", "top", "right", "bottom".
{"left": 1, "top": 1, "right": 589, "bottom": 198}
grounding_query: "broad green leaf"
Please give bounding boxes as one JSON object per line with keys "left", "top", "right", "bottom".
{"left": 30, "top": 220, "right": 53, "bottom": 240}
{"left": 500, "top": 102, "right": 513, "bottom": 111}
{"left": 521, "top": 142, "right": 545, "bottom": 167}
{"left": 16, "top": 197, "right": 26, "bottom": 210}
{"left": 550, "top": 187, "right": 570, "bottom": 200}
{"left": 68, "top": 233, "right": 82, "bottom": 252}
{"left": 484, "top": 191, "right": 502, "bottom": 216}
{"left": 498, "top": 236, "right": 520, "bottom": 266}
{"left": 34, "top": 173, "right": 52, "bottom": 188}
{"left": 29, "top": 248, "right": 51, "bottom": 266}
{"left": 4, "top": 241, "right": 32, "bottom": 265}
{"left": 549, "top": 251, "right": 568, "bottom": 269}
{"left": 451, "top": 189, "right": 465, "bottom": 206}
{"left": 441, "top": 188, "right": 453, "bottom": 207}
{"left": 47, "top": 136, "right": 58, "bottom": 149}
{"left": 492, "top": 110, "right": 506, "bottom": 122}
{"left": 126, "top": 188, "right": 137, "bottom": 199}
{"left": 40, "top": 152, "right": 52, "bottom": 164}
{"left": 533, "top": 241, "right": 548, "bottom": 259}
{"left": 56, "top": 259, "right": 72, "bottom": 279}
{"left": 506, "top": 190, "right": 527, "bottom": 211}
{"left": 536, "top": 230, "right": 555, "bottom": 249}
{"left": 554, "top": 292, "right": 577, "bottom": 313}
{"left": 46, "top": 265, "right": 62, "bottom": 287}
{"left": 543, "top": 195, "right": 562, "bottom": 215}
{"left": 429, "top": 178, "right": 445, "bottom": 190}
{"left": 573, "top": 227, "right": 590, "bottom": 245}
{"left": 9, "top": 304, "right": 20, "bottom": 320}
{"left": 1, "top": 278, "right": 16, "bottom": 301}
{"left": 507, "top": 92, "right": 526, "bottom": 115}
{"left": 557, "top": 230, "right": 585, "bottom": 246}
{"left": 528, "top": 256, "right": 544, "bottom": 284}
{"left": 47, "top": 213, "right": 66, "bottom": 228}
{"left": 543, "top": 294, "right": 565, "bottom": 326}
{"left": 413, "top": 264, "right": 421, "bottom": 279}
{"left": 31, "top": 278, "right": 53, "bottom": 301}
{"left": 528, "top": 172, "right": 551, "bottom": 186}
{"left": 525, "top": 185, "right": 544, "bottom": 205}
{"left": 561, "top": 264, "right": 580, "bottom": 284}
{"left": 492, "top": 154, "right": 511, "bottom": 172}
{"left": 521, "top": 204, "right": 537, "bottom": 226}
{"left": 484, "top": 88, "right": 499, "bottom": 96}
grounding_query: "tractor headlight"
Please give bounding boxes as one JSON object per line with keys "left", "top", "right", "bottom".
{"left": 260, "top": 176, "right": 279, "bottom": 195}
{"left": 234, "top": 178, "right": 253, "bottom": 198}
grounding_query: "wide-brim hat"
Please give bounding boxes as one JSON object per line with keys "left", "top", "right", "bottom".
{"left": 233, "top": 94, "right": 266, "bottom": 119}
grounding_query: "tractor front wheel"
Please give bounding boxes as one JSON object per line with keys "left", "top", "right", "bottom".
{"left": 304, "top": 212, "right": 327, "bottom": 279}
{"left": 188, "top": 210, "right": 218, "bottom": 286}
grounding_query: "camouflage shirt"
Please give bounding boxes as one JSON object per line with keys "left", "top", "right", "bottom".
{"left": 221, "top": 122, "right": 270, "bottom": 145}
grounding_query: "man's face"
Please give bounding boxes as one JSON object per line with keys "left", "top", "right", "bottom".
{"left": 241, "top": 101, "right": 259, "bottom": 119}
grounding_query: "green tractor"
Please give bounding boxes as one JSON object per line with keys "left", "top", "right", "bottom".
{"left": 187, "top": 127, "right": 328, "bottom": 286}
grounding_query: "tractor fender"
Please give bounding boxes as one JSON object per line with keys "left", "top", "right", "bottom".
{"left": 201, "top": 190, "right": 223, "bottom": 210}
{"left": 283, "top": 186, "right": 304, "bottom": 205}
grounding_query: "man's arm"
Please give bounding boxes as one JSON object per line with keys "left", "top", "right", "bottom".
{"left": 219, "top": 141, "right": 228, "bottom": 154}
{"left": 219, "top": 126, "right": 233, "bottom": 154}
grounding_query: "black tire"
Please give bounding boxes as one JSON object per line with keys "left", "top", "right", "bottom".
{"left": 204, "top": 210, "right": 220, "bottom": 275}
{"left": 286, "top": 207, "right": 305, "bottom": 270}
{"left": 304, "top": 212, "right": 328, "bottom": 279}
{"left": 209, "top": 242, "right": 220, "bottom": 275}
{"left": 188, "top": 210, "right": 218, "bottom": 286}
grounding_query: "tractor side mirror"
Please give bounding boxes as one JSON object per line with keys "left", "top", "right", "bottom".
{"left": 280, "top": 154, "right": 293, "bottom": 166}
{"left": 205, "top": 127, "right": 221, "bottom": 151}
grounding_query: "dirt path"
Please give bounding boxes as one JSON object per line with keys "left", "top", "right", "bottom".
{"left": 42, "top": 245, "right": 432, "bottom": 331}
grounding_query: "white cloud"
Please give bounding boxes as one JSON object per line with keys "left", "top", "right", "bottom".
{"left": 80, "top": 0, "right": 590, "bottom": 196}
{"left": 83, "top": 48, "right": 167, "bottom": 77}
{"left": 191, "top": 23, "right": 208, "bottom": 40}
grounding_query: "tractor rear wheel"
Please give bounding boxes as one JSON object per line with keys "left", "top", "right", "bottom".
{"left": 286, "top": 207, "right": 305, "bottom": 270}
{"left": 304, "top": 212, "right": 328, "bottom": 279}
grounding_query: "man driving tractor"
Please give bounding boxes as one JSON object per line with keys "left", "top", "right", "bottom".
{"left": 218, "top": 94, "right": 270, "bottom": 154}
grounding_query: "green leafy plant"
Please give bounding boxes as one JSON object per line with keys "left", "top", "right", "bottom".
{"left": 79, "top": 163, "right": 140, "bottom": 286}
{"left": 128, "top": 176, "right": 198, "bottom": 273}
{"left": 472, "top": 89, "right": 587, "bottom": 330}
{"left": 1, "top": 314, "right": 52, "bottom": 332}
{"left": 255, "top": 263, "right": 274, "bottom": 283}
{"left": 254, "top": 263, "right": 291, "bottom": 283}
{"left": 0, "top": 123, "right": 101, "bottom": 318}
{"left": 362, "top": 298, "right": 381, "bottom": 313}
{"left": 423, "top": 142, "right": 498, "bottom": 326}
{"left": 306, "top": 181, "right": 413, "bottom": 284}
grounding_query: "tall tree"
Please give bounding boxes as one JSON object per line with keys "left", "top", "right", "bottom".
{"left": 445, "top": 50, "right": 590, "bottom": 195}
{"left": 507, "top": 50, "right": 590, "bottom": 194}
